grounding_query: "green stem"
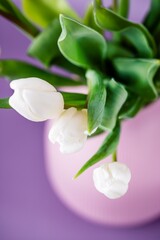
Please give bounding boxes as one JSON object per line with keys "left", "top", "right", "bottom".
{"left": 0, "top": 98, "right": 11, "bottom": 109}
{"left": 113, "top": 0, "right": 118, "bottom": 12}
{"left": 95, "top": 0, "right": 102, "bottom": 7}
{"left": 0, "top": 10, "right": 39, "bottom": 38}
{"left": 112, "top": 151, "right": 117, "bottom": 162}
{"left": 0, "top": 92, "right": 87, "bottom": 110}
{"left": 61, "top": 92, "right": 87, "bottom": 109}
{"left": 118, "top": 0, "right": 129, "bottom": 18}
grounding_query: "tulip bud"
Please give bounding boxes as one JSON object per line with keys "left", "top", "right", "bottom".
{"left": 9, "top": 77, "right": 64, "bottom": 122}
{"left": 49, "top": 107, "right": 88, "bottom": 153}
{"left": 93, "top": 162, "right": 131, "bottom": 199}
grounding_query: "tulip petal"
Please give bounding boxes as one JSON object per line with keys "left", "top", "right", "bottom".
{"left": 108, "top": 162, "right": 131, "bottom": 184}
{"left": 9, "top": 78, "right": 64, "bottom": 122}
{"left": 103, "top": 181, "right": 128, "bottom": 199}
{"left": 23, "top": 89, "right": 64, "bottom": 121}
{"left": 93, "top": 162, "right": 131, "bottom": 199}
{"left": 49, "top": 107, "right": 88, "bottom": 153}
{"left": 10, "top": 77, "right": 57, "bottom": 91}
{"left": 49, "top": 107, "right": 77, "bottom": 143}
{"left": 9, "top": 89, "right": 39, "bottom": 121}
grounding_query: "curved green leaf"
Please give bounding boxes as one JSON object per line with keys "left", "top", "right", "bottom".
{"left": 113, "top": 58, "right": 160, "bottom": 100}
{"left": 101, "top": 79, "right": 128, "bottom": 130}
{"left": 86, "top": 70, "right": 106, "bottom": 134}
{"left": 58, "top": 15, "right": 107, "bottom": 69}
{"left": 94, "top": 0, "right": 156, "bottom": 57}
{"left": 121, "top": 27, "right": 154, "bottom": 58}
{"left": 0, "top": 60, "right": 82, "bottom": 87}
{"left": 74, "top": 122, "right": 120, "bottom": 178}
{"left": 119, "top": 94, "right": 143, "bottom": 119}
{"left": 28, "top": 18, "right": 85, "bottom": 76}
{"left": 22, "top": 0, "right": 80, "bottom": 28}
{"left": 28, "top": 19, "right": 61, "bottom": 66}
{"left": 83, "top": 4, "right": 102, "bottom": 33}
{"left": 88, "top": 127, "right": 105, "bottom": 138}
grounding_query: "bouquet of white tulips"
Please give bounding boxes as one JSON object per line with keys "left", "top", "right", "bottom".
{"left": 0, "top": 0, "right": 160, "bottom": 199}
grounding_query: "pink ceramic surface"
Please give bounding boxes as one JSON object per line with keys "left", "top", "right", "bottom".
{"left": 44, "top": 100, "right": 160, "bottom": 226}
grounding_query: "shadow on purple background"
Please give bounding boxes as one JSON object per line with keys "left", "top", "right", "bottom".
{"left": 0, "top": 0, "right": 160, "bottom": 239}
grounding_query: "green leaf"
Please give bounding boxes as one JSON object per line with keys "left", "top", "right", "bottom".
{"left": 58, "top": 15, "right": 107, "bottom": 69}
{"left": 101, "top": 79, "right": 128, "bottom": 130}
{"left": 143, "top": 0, "right": 160, "bottom": 32}
{"left": 88, "top": 127, "right": 105, "bottom": 138}
{"left": 28, "top": 19, "right": 85, "bottom": 76}
{"left": 54, "top": 56, "right": 85, "bottom": 77}
{"left": 117, "top": 0, "right": 129, "bottom": 18}
{"left": 110, "top": 0, "right": 129, "bottom": 18}
{"left": 74, "top": 122, "right": 120, "bottom": 178}
{"left": 83, "top": 4, "right": 102, "bottom": 33}
{"left": 0, "top": 98, "right": 11, "bottom": 109}
{"left": 154, "top": 68, "right": 160, "bottom": 95}
{"left": 121, "top": 27, "right": 154, "bottom": 58}
{"left": 113, "top": 58, "right": 160, "bottom": 100}
{"left": 28, "top": 19, "right": 61, "bottom": 67}
{"left": 86, "top": 70, "right": 106, "bottom": 134}
{"left": 61, "top": 92, "right": 87, "bottom": 109}
{"left": 153, "top": 22, "right": 160, "bottom": 49}
{"left": 0, "top": 0, "right": 39, "bottom": 38}
{"left": 107, "top": 41, "right": 134, "bottom": 59}
{"left": 0, "top": 60, "right": 82, "bottom": 87}
{"left": 119, "top": 94, "right": 143, "bottom": 119}
{"left": 94, "top": 0, "right": 156, "bottom": 57}
{"left": 0, "top": 0, "right": 13, "bottom": 12}
{"left": 22, "top": 0, "right": 80, "bottom": 28}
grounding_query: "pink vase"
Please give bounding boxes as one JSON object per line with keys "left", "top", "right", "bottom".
{"left": 44, "top": 99, "right": 160, "bottom": 227}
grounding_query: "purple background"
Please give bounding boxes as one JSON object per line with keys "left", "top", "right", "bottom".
{"left": 1, "top": 0, "right": 160, "bottom": 239}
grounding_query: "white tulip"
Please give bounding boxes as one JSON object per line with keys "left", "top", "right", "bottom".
{"left": 93, "top": 162, "right": 131, "bottom": 199}
{"left": 9, "top": 77, "right": 64, "bottom": 122}
{"left": 49, "top": 107, "right": 88, "bottom": 153}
